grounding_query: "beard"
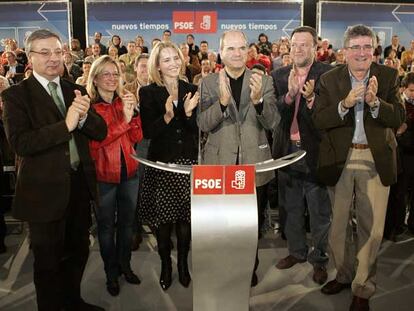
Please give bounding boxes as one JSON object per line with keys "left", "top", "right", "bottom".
{"left": 294, "top": 56, "right": 313, "bottom": 68}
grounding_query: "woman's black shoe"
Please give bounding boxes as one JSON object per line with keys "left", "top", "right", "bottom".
{"left": 178, "top": 258, "right": 191, "bottom": 287}
{"left": 160, "top": 258, "right": 172, "bottom": 290}
{"left": 106, "top": 280, "right": 120, "bottom": 296}
{"left": 123, "top": 271, "right": 141, "bottom": 284}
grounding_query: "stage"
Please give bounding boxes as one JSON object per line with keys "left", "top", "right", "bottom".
{"left": 1, "top": 225, "right": 413, "bottom": 311}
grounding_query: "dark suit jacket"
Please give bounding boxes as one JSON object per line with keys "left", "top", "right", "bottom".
{"left": 1, "top": 75, "right": 107, "bottom": 222}
{"left": 139, "top": 80, "right": 198, "bottom": 163}
{"left": 271, "top": 61, "right": 332, "bottom": 178}
{"left": 384, "top": 44, "right": 405, "bottom": 59}
{"left": 312, "top": 62, "right": 405, "bottom": 186}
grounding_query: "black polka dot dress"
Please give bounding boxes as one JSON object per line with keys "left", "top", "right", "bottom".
{"left": 139, "top": 157, "right": 197, "bottom": 228}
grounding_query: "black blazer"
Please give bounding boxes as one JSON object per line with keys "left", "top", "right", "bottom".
{"left": 139, "top": 80, "right": 198, "bottom": 163}
{"left": 271, "top": 61, "right": 332, "bottom": 177}
{"left": 1, "top": 75, "right": 107, "bottom": 222}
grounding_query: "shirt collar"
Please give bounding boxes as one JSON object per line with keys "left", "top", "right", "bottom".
{"left": 226, "top": 69, "right": 245, "bottom": 81}
{"left": 348, "top": 68, "right": 370, "bottom": 84}
{"left": 33, "top": 70, "right": 61, "bottom": 93}
{"left": 96, "top": 92, "right": 118, "bottom": 104}
{"left": 295, "top": 62, "right": 313, "bottom": 77}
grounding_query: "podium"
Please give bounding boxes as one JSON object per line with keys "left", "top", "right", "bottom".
{"left": 132, "top": 150, "right": 306, "bottom": 311}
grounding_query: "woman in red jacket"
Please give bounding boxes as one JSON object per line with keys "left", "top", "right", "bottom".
{"left": 87, "top": 55, "right": 143, "bottom": 296}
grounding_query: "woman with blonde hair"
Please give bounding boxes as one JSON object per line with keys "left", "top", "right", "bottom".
{"left": 139, "top": 41, "right": 199, "bottom": 290}
{"left": 87, "top": 55, "right": 143, "bottom": 296}
{"left": 108, "top": 45, "right": 119, "bottom": 61}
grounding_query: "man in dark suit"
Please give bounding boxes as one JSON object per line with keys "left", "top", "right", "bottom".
{"left": 383, "top": 34, "right": 405, "bottom": 59}
{"left": 313, "top": 25, "right": 404, "bottom": 311}
{"left": 3, "top": 51, "right": 25, "bottom": 84}
{"left": 271, "top": 26, "right": 332, "bottom": 285}
{"left": 1, "top": 29, "right": 107, "bottom": 311}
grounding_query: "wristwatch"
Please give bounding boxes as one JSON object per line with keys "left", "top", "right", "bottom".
{"left": 370, "top": 97, "right": 380, "bottom": 110}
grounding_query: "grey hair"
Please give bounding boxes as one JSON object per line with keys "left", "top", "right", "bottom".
{"left": 25, "top": 29, "right": 61, "bottom": 56}
{"left": 219, "top": 30, "right": 248, "bottom": 51}
{"left": 343, "top": 24, "right": 377, "bottom": 48}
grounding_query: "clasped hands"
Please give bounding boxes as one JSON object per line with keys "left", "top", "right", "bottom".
{"left": 219, "top": 70, "right": 264, "bottom": 106}
{"left": 164, "top": 82, "right": 199, "bottom": 124}
{"left": 66, "top": 89, "right": 90, "bottom": 132}
{"left": 121, "top": 90, "right": 137, "bottom": 123}
{"left": 341, "top": 76, "right": 378, "bottom": 110}
{"left": 287, "top": 69, "right": 315, "bottom": 103}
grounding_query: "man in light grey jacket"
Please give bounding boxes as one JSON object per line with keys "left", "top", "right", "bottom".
{"left": 197, "top": 30, "right": 280, "bottom": 287}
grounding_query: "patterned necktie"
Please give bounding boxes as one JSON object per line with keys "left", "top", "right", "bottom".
{"left": 48, "top": 82, "right": 80, "bottom": 169}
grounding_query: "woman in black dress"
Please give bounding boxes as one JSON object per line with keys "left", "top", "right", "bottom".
{"left": 139, "top": 41, "right": 199, "bottom": 290}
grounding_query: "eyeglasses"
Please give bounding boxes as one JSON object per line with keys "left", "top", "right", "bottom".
{"left": 30, "top": 50, "right": 63, "bottom": 58}
{"left": 100, "top": 72, "right": 120, "bottom": 79}
{"left": 347, "top": 45, "right": 374, "bottom": 52}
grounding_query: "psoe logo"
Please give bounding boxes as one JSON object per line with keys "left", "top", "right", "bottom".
{"left": 225, "top": 165, "right": 255, "bottom": 195}
{"left": 172, "top": 11, "right": 217, "bottom": 33}
{"left": 231, "top": 170, "right": 246, "bottom": 190}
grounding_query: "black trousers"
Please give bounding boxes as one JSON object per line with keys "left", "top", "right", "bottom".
{"left": 385, "top": 153, "right": 414, "bottom": 236}
{"left": 29, "top": 168, "right": 92, "bottom": 311}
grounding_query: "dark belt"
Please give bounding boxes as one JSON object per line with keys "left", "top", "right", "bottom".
{"left": 290, "top": 140, "right": 301, "bottom": 148}
{"left": 351, "top": 143, "right": 369, "bottom": 149}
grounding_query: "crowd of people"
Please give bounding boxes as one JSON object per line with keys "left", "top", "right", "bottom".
{"left": 0, "top": 24, "right": 413, "bottom": 311}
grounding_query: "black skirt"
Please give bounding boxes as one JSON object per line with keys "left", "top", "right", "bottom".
{"left": 139, "top": 158, "right": 196, "bottom": 227}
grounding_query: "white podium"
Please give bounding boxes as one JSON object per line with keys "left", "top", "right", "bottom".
{"left": 132, "top": 150, "right": 306, "bottom": 311}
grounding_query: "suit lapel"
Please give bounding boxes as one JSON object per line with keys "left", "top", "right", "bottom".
{"left": 177, "top": 79, "right": 186, "bottom": 111}
{"left": 239, "top": 69, "right": 251, "bottom": 122}
{"left": 28, "top": 75, "right": 64, "bottom": 119}
{"left": 60, "top": 78, "right": 74, "bottom": 112}
{"left": 217, "top": 74, "right": 238, "bottom": 122}
{"left": 155, "top": 84, "right": 170, "bottom": 113}
{"left": 306, "top": 62, "right": 323, "bottom": 83}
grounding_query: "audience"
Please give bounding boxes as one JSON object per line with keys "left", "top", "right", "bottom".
{"left": 1, "top": 26, "right": 414, "bottom": 310}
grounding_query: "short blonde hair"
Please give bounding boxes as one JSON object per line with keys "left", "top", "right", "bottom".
{"left": 86, "top": 55, "right": 123, "bottom": 103}
{"left": 108, "top": 45, "right": 118, "bottom": 58}
{"left": 148, "top": 41, "right": 186, "bottom": 86}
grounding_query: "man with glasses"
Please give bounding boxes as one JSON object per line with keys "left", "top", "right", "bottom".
{"left": 271, "top": 26, "right": 332, "bottom": 285}
{"left": 313, "top": 24, "right": 404, "bottom": 311}
{"left": 1, "top": 29, "right": 107, "bottom": 311}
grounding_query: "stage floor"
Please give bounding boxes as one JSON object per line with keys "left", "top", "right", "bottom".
{"left": 1, "top": 226, "right": 414, "bottom": 311}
